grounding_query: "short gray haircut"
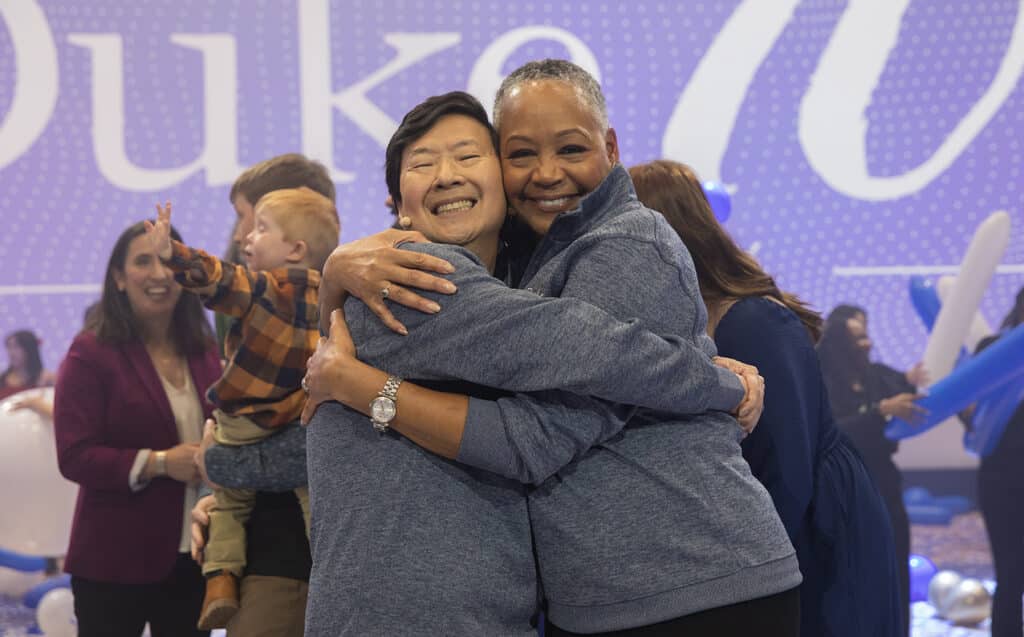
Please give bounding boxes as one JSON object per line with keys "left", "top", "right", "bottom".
{"left": 493, "top": 59, "right": 609, "bottom": 131}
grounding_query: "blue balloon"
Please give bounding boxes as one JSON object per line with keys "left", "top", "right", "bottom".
{"left": 903, "top": 486, "right": 932, "bottom": 505}
{"left": 0, "top": 547, "right": 47, "bottom": 572}
{"left": 906, "top": 276, "right": 967, "bottom": 362}
{"left": 701, "top": 181, "right": 732, "bottom": 223}
{"left": 886, "top": 322, "right": 1024, "bottom": 440}
{"left": 909, "top": 554, "right": 939, "bottom": 602}
{"left": 909, "top": 276, "right": 942, "bottom": 332}
{"left": 22, "top": 574, "right": 71, "bottom": 609}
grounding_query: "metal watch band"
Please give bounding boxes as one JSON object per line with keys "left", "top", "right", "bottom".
{"left": 370, "top": 375, "right": 403, "bottom": 433}
{"left": 380, "top": 375, "right": 402, "bottom": 400}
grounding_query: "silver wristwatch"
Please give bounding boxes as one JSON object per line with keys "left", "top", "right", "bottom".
{"left": 370, "top": 375, "right": 403, "bottom": 433}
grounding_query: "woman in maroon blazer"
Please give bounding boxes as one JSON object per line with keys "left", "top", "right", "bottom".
{"left": 54, "top": 221, "right": 221, "bottom": 637}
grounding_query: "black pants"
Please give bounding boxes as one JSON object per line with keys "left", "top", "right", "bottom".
{"left": 71, "top": 553, "right": 209, "bottom": 637}
{"left": 546, "top": 586, "right": 800, "bottom": 637}
{"left": 979, "top": 469, "right": 1024, "bottom": 637}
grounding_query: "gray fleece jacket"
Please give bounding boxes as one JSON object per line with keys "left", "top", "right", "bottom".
{"left": 305, "top": 165, "right": 798, "bottom": 634}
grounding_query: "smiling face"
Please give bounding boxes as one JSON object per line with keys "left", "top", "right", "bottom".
{"left": 497, "top": 80, "right": 619, "bottom": 237}
{"left": 396, "top": 114, "right": 506, "bottom": 268}
{"left": 244, "top": 207, "right": 304, "bottom": 271}
{"left": 112, "top": 234, "right": 182, "bottom": 325}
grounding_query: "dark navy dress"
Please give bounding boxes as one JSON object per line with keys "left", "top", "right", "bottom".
{"left": 715, "top": 297, "right": 903, "bottom": 637}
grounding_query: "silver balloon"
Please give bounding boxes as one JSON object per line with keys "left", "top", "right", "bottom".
{"left": 927, "top": 570, "right": 963, "bottom": 616}
{"left": 945, "top": 578, "right": 992, "bottom": 626}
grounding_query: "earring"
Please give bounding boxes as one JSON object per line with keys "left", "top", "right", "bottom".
{"left": 399, "top": 216, "right": 412, "bottom": 229}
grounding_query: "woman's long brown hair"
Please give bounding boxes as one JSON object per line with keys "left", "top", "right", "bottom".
{"left": 629, "top": 159, "right": 822, "bottom": 341}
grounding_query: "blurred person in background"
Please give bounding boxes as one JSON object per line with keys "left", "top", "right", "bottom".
{"left": 0, "top": 329, "right": 55, "bottom": 400}
{"left": 826, "top": 305, "right": 929, "bottom": 387}
{"left": 817, "top": 306, "right": 927, "bottom": 635}
{"left": 970, "top": 286, "right": 1024, "bottom": 637}
{"left": 5, "top": 306, "right": 99, "bottom": 418}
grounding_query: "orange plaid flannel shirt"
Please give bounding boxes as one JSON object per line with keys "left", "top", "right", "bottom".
{"left": 166, "top": 241, "right": 319, "bottom": 428}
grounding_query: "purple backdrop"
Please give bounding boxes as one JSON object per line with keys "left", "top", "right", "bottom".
{"left": 1, "top": 0, "right": 1022, "bottom": 376}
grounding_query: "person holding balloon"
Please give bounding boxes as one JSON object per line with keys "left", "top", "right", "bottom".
{"left": 53, "top": 221, "right": 220, "bottom": 637}
{"left": 817, "top": 307, "right": 928, "bottom": 636}
{"left": 971, "top": 286, "right": 1024, "bottom": 637}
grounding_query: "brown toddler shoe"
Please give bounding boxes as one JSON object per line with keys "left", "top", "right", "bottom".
{"left": 197, "top": 571, "right": 240, "bottom": 630}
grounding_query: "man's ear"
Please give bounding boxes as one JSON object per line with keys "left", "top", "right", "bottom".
{"left": 605, "top": 127, "right": 620, "bottom": 164}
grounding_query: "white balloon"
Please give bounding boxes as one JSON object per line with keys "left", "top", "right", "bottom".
{"left": 921, "top": 211, "right": 1011, "bottom": 384}
{"left": 927, "top": 569, "right": 962, "bottom": 616}
{"left": 0, "top": 565, "right": 46, "bottom": 597}
{"left": 36, "top": 588, "right": 77, "bottom": 637}
{"left": 936, "top": 275, "right": 994, "bottom": 355}
{"left": 0, "top": 389, "right": 78, "bottom": 556}
{"left": 945, "top": 578, "right": 992, "bottom": 626}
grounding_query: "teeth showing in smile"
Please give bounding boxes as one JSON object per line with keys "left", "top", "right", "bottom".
{"left": 434, "top": 200, "right": 474, "bottom": 215}
{"left": 536, "top": 196, "right": 574, "bottom": 211}
{"left": 146, "top": 286, "right": 169, "bottom": 298}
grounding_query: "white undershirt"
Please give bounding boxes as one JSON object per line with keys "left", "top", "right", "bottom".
{"left": 128, "top": 367, "right": 203, "bottom": 553}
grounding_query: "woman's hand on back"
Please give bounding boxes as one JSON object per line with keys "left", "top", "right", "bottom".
{"left": 734, "top": 373, "right": 765, "bottom": 435}
{"left": 302, "top": 308, "right": 359, "bottom": 424}
{"left": 319, "top": 229, "right": 455, "bottom": 336}
{"left": 713, "top": 356, "right": 764, "bottom": 435}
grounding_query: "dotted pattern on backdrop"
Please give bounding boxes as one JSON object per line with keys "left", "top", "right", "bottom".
{"left": 0, "top": 0, "right": 1021, "bottom": 374}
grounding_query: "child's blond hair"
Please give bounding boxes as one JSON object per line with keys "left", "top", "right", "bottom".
{"left": 255, "top": 188, "right": 340, "bottom": 271}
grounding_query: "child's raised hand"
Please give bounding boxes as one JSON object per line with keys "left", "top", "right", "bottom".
{"left": 145, "top": 201, "right": 174, "bottom": 260}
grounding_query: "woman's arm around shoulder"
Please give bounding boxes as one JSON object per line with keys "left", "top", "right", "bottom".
{"left": 353, "top": 242, "right": 744, "bottom": 415}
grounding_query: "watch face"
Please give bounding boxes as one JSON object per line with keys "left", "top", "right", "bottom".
{"left": 371, "top": 396, "right": 396, "bottom": 422}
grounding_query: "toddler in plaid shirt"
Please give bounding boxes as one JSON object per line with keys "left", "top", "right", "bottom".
{"left": 146, "top": 188, "right": 339, "bottom": 630}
